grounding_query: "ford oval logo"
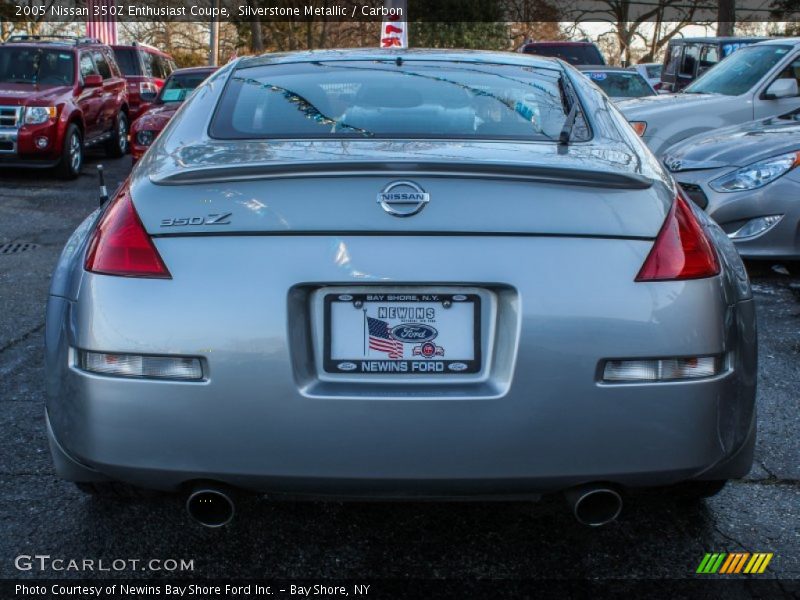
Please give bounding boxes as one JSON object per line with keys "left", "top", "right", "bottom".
{"left": 337, "top": 362, "right": 357, "bottom": 371}
{"left": 377, "top": 180, "right": 430, "bottom": 217}
{"left": 390, "top": 323, "right": 438, "bottom": 343}
{"left": 448, "top": 362, "right": 468, "bottom": 372}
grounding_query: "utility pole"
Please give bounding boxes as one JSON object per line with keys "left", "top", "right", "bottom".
{"left": 717, "top": 0, "right": 735, "bottom": 37}
{"left": 209, "top": 0, "right": 220, "bottom": 66}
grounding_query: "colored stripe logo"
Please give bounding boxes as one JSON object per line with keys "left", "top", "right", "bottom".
{"left": 696, "top": 552, "right": 773, "bottom": 574}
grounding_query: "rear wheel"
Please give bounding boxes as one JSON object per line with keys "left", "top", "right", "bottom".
{"left": 55, "top": 124, "right": 82, "bottom": 179}
{"left": 105, "top": 112, "right": 128, "bottom": 158}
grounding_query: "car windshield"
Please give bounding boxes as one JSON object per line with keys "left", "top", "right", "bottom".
{"left": 159, "top": 71, "right": 211, "bottom": 103}
{"left": 522, "top": 45, "right": 604, "bottom": 65}
{"left": 685, "top": 44, "right": 791, "bottom": 96}
{"left": 211, "top": 60, "right": 585, "bottom": 142}
{"left": 585, "top": 71, "right": 655, "bottom": 98}
{"left": 0, "top": 47, "right": 74, "bottom": 85}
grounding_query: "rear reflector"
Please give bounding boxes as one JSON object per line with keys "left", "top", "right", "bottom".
{"left": 85, "top": 188, "right": 171, "bottom": 278}
{"left": 79, "top": 351, "right": 203, "bottom": 381}
{"left": 635, "top": 193, "right": 719, "bottom": 282}
{"left": 603, "top": 356, "right": 722, "bottom": 382}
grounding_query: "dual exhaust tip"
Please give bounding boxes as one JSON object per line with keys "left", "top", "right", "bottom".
{"left": 185, "top": 483, "right": 622, "bottom": 528}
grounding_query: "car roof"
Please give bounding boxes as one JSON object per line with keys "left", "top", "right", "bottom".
{"left": 237, "top": 48, "right": 564, "bottom": 72}
{"left": 670, "top": 36, "right": 771, "bottom": 44}
{"left": 111, "top": 43, "right": 172, "bottom": 58}
{"left": 524, "top": 41, "right": 597, "bottom": 47}
{"left": 754, "top": 37, "right": 800, "bottom": 46}
{"left": 170, "top": 66, "right": 217, "bottom": 76}
{"left": 577, "top": 65, "right": 636, "bottom": 72}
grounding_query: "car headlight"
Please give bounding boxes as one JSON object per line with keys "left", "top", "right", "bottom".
{"left": 136, "top": 130, "right": 156, "bottom": 146}
{"left": 709, "top": 151, "right": 800, "bottom": 192}
{"left": 23, "top": 106, "right": 57, "bottom": 125}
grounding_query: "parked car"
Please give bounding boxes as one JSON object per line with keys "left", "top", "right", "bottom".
{"left": 632, "top": 62, "right": 662, "bottom": 90}
{"left": 659, "top": 36, "right": 768, "bottom": 93}
{"left": 519, "top": 40, "right": 606, "bottom": 65}
{"left": 130, "top": 66, "right": 216, "bottom": 162}
{"left": 0, "top": 35, "right": 129, "bottom": 179}
{"left": 619, "top": 38, "right": 800, "bottom": 157}
{"left": 46, "top": 50, "right": 756, "bottom": 528}
{"left": 577, "top": 66, "right": 656, "bottom": 101}
{"left": 112, "top": 42, "right": 176, "bottom": 121}
{"left": 662, "top": 109, "right": 800, "bottom": 260}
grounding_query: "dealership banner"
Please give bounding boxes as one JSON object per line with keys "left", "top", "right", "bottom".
{"left": 1, "top": 0, "right": 795, "bottom": 22}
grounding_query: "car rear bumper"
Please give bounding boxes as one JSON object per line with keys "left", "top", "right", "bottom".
{"left": 45, "top": 236, "right": 757, "bottom": 494}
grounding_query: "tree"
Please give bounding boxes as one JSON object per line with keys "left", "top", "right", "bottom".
{"left": 564, "top": 0, "right": 714, "bottom": 65}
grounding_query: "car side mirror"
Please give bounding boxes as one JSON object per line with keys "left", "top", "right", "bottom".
{"left": 765, "top": 78, "right": 798, "bottom": 100}
{"left": 83, "top": 74, "right": 103, "bottom": 88}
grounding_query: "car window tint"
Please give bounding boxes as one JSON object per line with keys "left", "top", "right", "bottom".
{"left": 679, "top": 44, "right": 699, "bottom": 77}
{"left": 586, "top": 71, "right": 655, "bottom": 98}
{"left": 699, "top": 45, "right": 719, "bottom": 70}
{"left": 92, "top": 51, "right": 112, "bottom": 79}
{"left": 211, "top": 61, "right": 586, "bottom": 142}
{"left": 0, "top": 48, "right": 75, "bottom": 85}
{"left": 645, "top": 65, "right": 662, "bottom": 78}
{"left": 141, "top": 51, "right": 154, "bottom": 77}
{"left": 112, "top": 48, "right": 139, "bottom": 76}
{"left": 686, "top": 45, "right": 792, "bottom": 96}
{"left": 664, "top": 45, "right": 682, "bottom": 75}
{"left": 79, "top": 53, "right": 97, "bottom": 78}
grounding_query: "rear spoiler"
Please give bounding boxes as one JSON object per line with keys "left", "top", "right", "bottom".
{"left": 151, "top": 161, "right": 654, "bottom": 190}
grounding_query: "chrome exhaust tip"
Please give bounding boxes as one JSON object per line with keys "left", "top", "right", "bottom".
{"left": 565, "top": 485, "right": 623, "bottom": 527}
{"left": 186, "top": 485, "right": 235, "bottom": 528}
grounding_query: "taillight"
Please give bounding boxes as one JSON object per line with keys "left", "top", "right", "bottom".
{"left": 85, "top": 188, "right": 171, "bottom": 279}
{"left": 139, "top": 81, "right": 158, "bottom": 95}
{"left": 635, "top": 193, "right": 719, "bottom": 282}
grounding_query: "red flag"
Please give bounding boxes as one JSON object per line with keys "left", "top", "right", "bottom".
{"left": 86, "top": 0, "right": 118, "bottom": 45}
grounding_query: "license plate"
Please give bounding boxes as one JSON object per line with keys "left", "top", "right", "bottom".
{"left": 323, "top": 292, "right": 481, "bottom": 375}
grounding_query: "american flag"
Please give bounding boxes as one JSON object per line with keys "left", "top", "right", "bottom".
{"left": 86, "top": 0, "right": 118, "bottom": 45}
{"left": 367, "top": 317, "right": 404, "bottom": 359}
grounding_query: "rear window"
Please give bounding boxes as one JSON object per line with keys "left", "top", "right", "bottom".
{"left": 210, "top": 60, "right": 586, "bottom": 142}
{"left": 645, "top": 64, "right": 662, "bottom": 78}
{"left": 584, "top": 71, "right": 655, "bottom": 98}
{"left": 522, "top": 44, "right": 604, "bottom": 66}
{"left": 112, "top": 48, "right": 139, "bottom": 76}
{"left": 159, "top": 71, "right": 212, "bottom": 103}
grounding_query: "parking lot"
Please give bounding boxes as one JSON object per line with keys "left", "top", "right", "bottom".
{"left": 0, "top": 156, "right": 798, "bottom": 585}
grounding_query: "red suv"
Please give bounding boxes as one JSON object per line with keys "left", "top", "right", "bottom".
{"left": 0, "top": 35, "right": 129, "bottom": 179}
{"left": 112, "top": 43, "right": 176, "bottom": 121}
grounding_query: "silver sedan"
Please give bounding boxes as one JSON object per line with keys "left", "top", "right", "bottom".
{"left": 663, "top": 111, "right": 800, "bottom": 260}
{"left": 45, "top": 50, "right": 757, "bottom": 527}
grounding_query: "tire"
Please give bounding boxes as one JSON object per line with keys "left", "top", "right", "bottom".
{"left": 669, "top": 480, "right": 728, "bottom": 500}
{"left": 105, "top": 111, "right": 128, "bottom": 158}
{"left": 75, "top": 481, "right": 160, "bottom": 499}
{"left": 55, "top": 124, "right": 83, "bottom": 179}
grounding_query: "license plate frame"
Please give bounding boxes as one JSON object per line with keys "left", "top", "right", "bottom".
{"left": 322, "top": 292, "right": 482, "bottom": 376}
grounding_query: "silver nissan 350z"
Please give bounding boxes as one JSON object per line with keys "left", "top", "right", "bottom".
{"left": 45, "top": 49, "right": 757, "bottom": 527}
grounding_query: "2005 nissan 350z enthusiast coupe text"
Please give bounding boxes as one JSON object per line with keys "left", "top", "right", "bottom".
{"left": 45, "top": 50, "right": 757, "bottom": 528}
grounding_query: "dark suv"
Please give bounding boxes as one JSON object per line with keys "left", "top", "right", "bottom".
{"left": 0, "top": 35, "right": 129, "bottom": 178}
{"left": 112, "top": 43, "right": 176, "bottom": 120}
{"left": 520, "top": 41, "right": 606, "bottom": 66}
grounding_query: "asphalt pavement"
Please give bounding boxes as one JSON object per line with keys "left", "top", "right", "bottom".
{"left": 0, "top": 155, "right": 798, "bottom": 590}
